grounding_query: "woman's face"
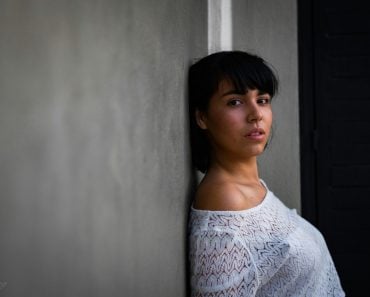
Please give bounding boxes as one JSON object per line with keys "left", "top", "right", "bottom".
{"left": 196, "top": 79, "right": 273, "bottom": 161}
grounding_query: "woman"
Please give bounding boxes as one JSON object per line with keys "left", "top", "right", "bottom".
{"left": 188, "top": 51, "right": 344, "bottom": 296}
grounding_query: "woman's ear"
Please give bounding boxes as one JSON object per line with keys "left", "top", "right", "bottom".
{"left": 195, "top": 110, "right": 208, "bottom": 130}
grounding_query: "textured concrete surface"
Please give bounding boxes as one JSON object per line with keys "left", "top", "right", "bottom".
{"left": 232, "top": 0, "right": 300, "bottom": 211}
{"left": 0, "top": 1, "right": 206, "bottom": 296}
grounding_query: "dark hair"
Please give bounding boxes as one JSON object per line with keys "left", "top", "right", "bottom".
{"left": 188, "top": 50, "right": 279, "bottom": 173}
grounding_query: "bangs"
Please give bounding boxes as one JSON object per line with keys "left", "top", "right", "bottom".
{"left": 217, "top": 52, "right": 278, "bottom": 97}
{"left": 188, "top": 51, "right": 278, "bottom": 113}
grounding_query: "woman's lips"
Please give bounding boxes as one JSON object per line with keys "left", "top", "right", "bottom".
{"left": 245, "top": 128, "right": 266, "bottom": 141}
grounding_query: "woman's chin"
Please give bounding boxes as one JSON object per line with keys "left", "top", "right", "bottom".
{"left": 245, "top": 144, "right": 268, "bottom": 157}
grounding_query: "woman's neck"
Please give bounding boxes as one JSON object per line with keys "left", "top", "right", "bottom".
{"left": 207, "top": 154, "right": 260, "bottom": 184}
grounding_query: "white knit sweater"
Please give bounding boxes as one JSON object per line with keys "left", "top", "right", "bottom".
{"left": 189, "top": 181, "right": 345, "bottom": 296}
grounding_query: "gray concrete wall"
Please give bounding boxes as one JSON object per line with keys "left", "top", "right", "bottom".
{"left": 0, "top": 1, "right": 207, "bottom": 296}
{"left": 232, "top": 0, "right": 300, "bottom": 211}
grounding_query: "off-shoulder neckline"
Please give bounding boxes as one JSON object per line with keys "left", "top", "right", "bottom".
{"left": 190, "top": 179, "right": 272, "bottom": 215}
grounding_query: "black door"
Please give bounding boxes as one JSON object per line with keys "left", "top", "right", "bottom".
{"left": 299, "top": 0, "right": 370, "bottom": 296}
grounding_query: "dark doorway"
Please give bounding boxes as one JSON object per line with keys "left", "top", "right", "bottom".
{"left": 299, "top": 0, "right": 370, "bottom": 296}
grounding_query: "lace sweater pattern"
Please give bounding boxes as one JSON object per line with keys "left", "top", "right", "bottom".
{"left": 189, "top": 183, "right": 345, "bottom": 296}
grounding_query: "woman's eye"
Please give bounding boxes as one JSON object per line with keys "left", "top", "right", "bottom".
{"left": 257, "top": 98, "right": 271, "bottom": 105}
{"left": 227, "top": 99, "right": 243, "bottom": 106}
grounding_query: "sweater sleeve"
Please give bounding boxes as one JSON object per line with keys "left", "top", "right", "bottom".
{"left": 189, "top": 229, "right": 259, "bottom": 297}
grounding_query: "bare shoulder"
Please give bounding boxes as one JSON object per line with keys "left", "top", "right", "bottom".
{"left": 193, "top": 179, "right": 248, "bottom": 211}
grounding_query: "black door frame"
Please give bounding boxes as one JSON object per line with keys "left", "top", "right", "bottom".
{"left": 298, "top": 0, "right": 317, "bottom": 225}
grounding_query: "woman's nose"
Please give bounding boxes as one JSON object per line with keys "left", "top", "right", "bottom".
{"left": 247, "top": 104, "right": 263, "bottom": 123}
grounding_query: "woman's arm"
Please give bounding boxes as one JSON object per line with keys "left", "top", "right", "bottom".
{"left": 189, "top": 229, "right": 259, "bottom": 296}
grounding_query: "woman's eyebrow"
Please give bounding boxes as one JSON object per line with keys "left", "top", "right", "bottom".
{"left": 221, "top": 89, "right": 270, "bottom": 97}
{"left": 221, "top": 90, "right": 245, "bottom": 97}
{"left": 258, "top": 90, "right": 270, "bottom": 96}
